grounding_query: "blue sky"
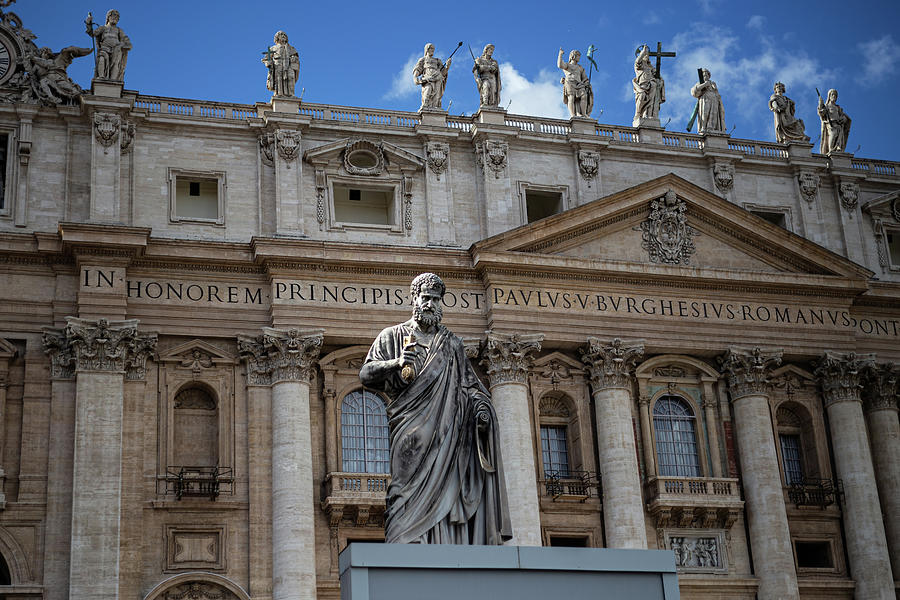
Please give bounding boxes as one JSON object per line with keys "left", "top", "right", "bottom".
{"left": 15, "top": 0, "right": 900, "bottom": 160}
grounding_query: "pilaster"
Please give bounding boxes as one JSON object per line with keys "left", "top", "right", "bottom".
{"left": 581, "top": 338, "right": 646, "bottom": 549}
{"left": 471, "top": 120, "right": 519, "bottom": 237}
{"left": 0, "top": 340, "right": 17, "bottom": 509}
{"left": 815, "top": 352, "right": 894, "bottom": 599}
{"left": 863, "top": 364, "right": 900, "bottom": 579}
{"left": 239, "top": 328, "right": 323, "bottom": 600}
{"left": 421, "top": 136, "right": 458, "bottom": 247}
{"left": 480, "top": 331, "right": 543, "bottom": 546}
{"left": 719, "top": 348, "right": 798, "bottom": 600}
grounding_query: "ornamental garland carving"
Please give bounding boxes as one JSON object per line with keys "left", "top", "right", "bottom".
{"left": 275, "top": 129, "right": 302, "bottom": 163}
{"left": 238, "top": 327, "right": 323, "bottom": 385}
{"left": 713, "top": 162, "right": 734, "bottom": 193}
{"left": 863, "top": 363, "right": 898, "bottom": 412}
{"left": 480, "top": 331, "right": 543, "bottom": 386}
{"left": 258, "top": 133, "right": 275, "bottom": 166}
{"left": 892, "top": 198, "right": 900, "bottom": 222}
{"left": 577, "top": 150, "right": 599, "bottom": 182}
{"left": 638, "top": 190, "right": 698, "bottom": 265}
{"left": 814, "top": 351, "right": 875, "bottom": 407}
{"left": 839, "top": 181, "right": 859, "bottom": 212}
{"left": 580, "top": 338, "right": 644, "bottom": 391}
{"left": 425, "top": 141, "right": 449, "bottom": 180}
{"left": 718, "top": 347, "right": 782, "bottom": 400}
{"left": 315, "top": 168, "right": 326, "bottom": 226}
{"left": 93, "top": 112, "right": 120, "bottom": 150}
{"left": 797, "top": 170, "right": 819, "bottom": 202}
{"left": 120, "top": 121, "right": 135, "bottom": 153}
{"left": 343, "top": 139, "right": 384, "bottom": 176}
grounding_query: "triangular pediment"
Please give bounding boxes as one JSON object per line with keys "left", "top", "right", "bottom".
{"left": 473, "top": 174, "right": 873, "bottom": 291}
{"left": 303, "top": 137, "right": 424, "bottom": 172}
{"left": 862, "top": 189, "right": 900, "bottom": 221}
{"left": 159, "top": 339, "right": 236, "bottom": 364}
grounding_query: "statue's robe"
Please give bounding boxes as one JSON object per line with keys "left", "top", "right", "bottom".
{"left": 769, "top": 93, "right": 808, "bottom": 143}
{"left": 363, "top": 323, "right": 511, "bottom": 544}
{"left": 818, "top": 102, "right": 851, "bottom": 154}
{"left": 691, "top": 80, "right": 725, "bottom": 133}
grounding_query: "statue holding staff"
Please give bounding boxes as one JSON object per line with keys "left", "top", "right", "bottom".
{"left": 84, "top": 9, "right": 131, "bottom": 81}
{"left": 817, "top": 88, "right": 851, "bottom": 154}
{"left": 557, "top": 48, "right": 592, "bottom": 118}
{"left": 414, "top": 43, "right": 460, "bottom": 111}
{"left": 359, "top": 273, "right": 511, "bottom": 545}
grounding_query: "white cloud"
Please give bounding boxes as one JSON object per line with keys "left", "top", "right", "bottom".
{"left": 499, "top": 63, "right": 569, "bottom": 119}
{"left": 663, "top": 25, "right": 836, "bottom": 138}
{"left": 746, "top": 15, "right": 765, "bottom": 30}
{"left": 643, "top": 13, "right": 662, "bottom": 26}
{"left": 857, "top": 34, "right": 900, "bottom": 84}
{"left": 696, "top": 0, "right": 721, "bottom": 14}
{"left": 384, "top": 54, "right": 419, "bottom": 100}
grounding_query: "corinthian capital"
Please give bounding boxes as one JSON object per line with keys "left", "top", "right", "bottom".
{"left": 814, "top": 351, "right": 876, "bottom": 407}
{"left": 42, "top": 327, "right": 75, "bottom": 379}
{"left": 863, "top": 363, "right": 898, "bottom": 412}
{"left": 718, "top": 347, "right": 782, "bottom": 400}
{"left": 238, "top": 327, "right": 323, "bottom": 385}
{"left": 480, "top": 331, "right": 543, "bottom": 387}
{"left": 580, "top": 338, "right": 644, "bottom": 391}
{"left": 65, "top": 317, "right": 153, "bottom": 374}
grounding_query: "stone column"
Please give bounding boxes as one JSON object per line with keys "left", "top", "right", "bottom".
{"left": 701, "top": 383, "right": 724, "bottom": 478}
{"left": 240, "top": 328, "right": 323, "bottom": 600}
{"left": 637, "top": 394, "right": 656, "bottom": 478}
{"left": 863, "top": 364, "right": 900, "bottom": 579}
{"left": 719, "top": 348, "right": 799, "bottom": 600}
{"left": 62, "top": 317, "right": 156, "bottom": 600}
{"left": 816, "top": 353, "right": 895, "bottom": 599}
{"left": 481, "top": 331, "right": 543, "bottom": 546}
{"left": 581, "top": 338, "right": 646, "bottom": 549}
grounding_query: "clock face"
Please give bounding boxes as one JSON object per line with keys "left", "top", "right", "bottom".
{"left": 0, "top": 40, "right": 12, "bottom": 84}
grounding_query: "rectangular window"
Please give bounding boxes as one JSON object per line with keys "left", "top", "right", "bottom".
{"left": 526, "top": 190, "right": 563, "bottom": 223}
{"left": 549, "top": 536, "right": 588, "bottom": 547}
{"left": 780, "top": 434, "right": 804, "bottom": 485}
{"left": 751, "top": 210, "right": 788, "bottom": 229}
{"left": 795, "top": 540, "right": 833, "bottom": 569}
{"left": 540, "top": 425, "right": 569, "bottom": 477}
{"left": 168, "top": 169, "right": 225, "bottom": 225}
{"left": 887, "top": 232, "right": 900, "bottom": 268}
{"left": 333, "top": 184, "right": 395, "bottom": 226}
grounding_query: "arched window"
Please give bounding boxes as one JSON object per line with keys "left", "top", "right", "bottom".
{"left": 0, "top": 550, "right": 10, "bottom": 585}
{"left": 776, "top": 404, "right": 817, "bottom": 485}
{"left": 538, "top": 392, "right": 576, "bottom": 478}
{"left": 173, "top": 384, "right": 218, "bottom": 466}
{"left": 341, "top": 390, "right": 389, "bottom": 474}
{"left": 653, "top": 395, "right": 701, "bottom": 477}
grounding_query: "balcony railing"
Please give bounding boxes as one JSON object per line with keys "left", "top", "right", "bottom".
{"left": 322, "top": 472, "right": 390, "bottom": 527}
{"left": 644, "top": 476, "right": 743, "bottom": 529}
{"left": 542, "top": 470, "right": 600, "bottom": 502}
{"left": 787, "top": 478, "right": 843, "bottom": 509}
{"left": 165, "top": 465, "right": 233, "bottom": 500}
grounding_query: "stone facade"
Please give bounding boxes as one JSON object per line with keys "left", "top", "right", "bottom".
{"left": 0, "top": 11, "right": 898, "bottom": 600}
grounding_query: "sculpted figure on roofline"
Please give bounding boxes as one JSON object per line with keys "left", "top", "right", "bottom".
{"left": 473, "top": 43, "right": 500, "bottom": 107}
{"left": 769, "top": 82, "right": 809, "bottom": 144}
{"left": 84, "top": 9, "right": 131, "bottom": 81}
{"left": 414, "top": 43, "right": 451, "bottom": 111}
{"left": 557, "top": 48, "right": 592, "bottom": 118}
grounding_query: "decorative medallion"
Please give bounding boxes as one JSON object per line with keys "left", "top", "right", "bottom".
{"left": 839, "top": 182, "right": 859, "bottom": 212}
{"left": 577, "top": 150, "right": 599, "bottom": 182}
{"left": 426, "top": 141, "right": 449, "bottom": 180}
{"left": 275, "top": 129, "right": 301, "bottom": 163}
{"left": 484, "top": 140, "right": 507, "bottom": 178}
{"left": 93, "top": 112, "right": 121, "bottom": 150}
{"left": 797, "top": 170, "right": 819, "bottom": 202}
{"left": 343, "top": 139, "right": 384, "bottom": 176}
{"left": 713, "top": 162, "right": 734, "bottom": 193}
{"left": 891, "top": 198, "right": 900, "bottom": 222}
{"left": 638, "top": 190, "right": 698, "bottom": 265}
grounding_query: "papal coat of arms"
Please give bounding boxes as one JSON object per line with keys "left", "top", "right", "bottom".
{"left": 638, "top": 190, "right": 698, "bottom": 265}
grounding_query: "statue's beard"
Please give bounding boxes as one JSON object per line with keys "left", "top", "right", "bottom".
{"left": 414, "top": 303, "right": 442, "bottom": 328}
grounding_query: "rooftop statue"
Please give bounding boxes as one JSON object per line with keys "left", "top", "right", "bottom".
{"left": 22, "top": 45, "right": 92, "bottom": 105}
{"left": 414, "top": 43, "right": 452, "bottom": 111}
{"left": 769, "top": 82, "right": 809, "bottom": 144}
{"left": 818, "top": 88, "right": 851, "bottom": 155}
{"left": 689, "top": 68, "right": 725, "bottom": 134}
{"left": 359, "top": 273, "right": 511, "bottom": 544}
{"left": 472, "top": 43, "right": 500, "bottom": 108}
{"left": 557, "top": 48, "right": 592, "bottom": 118}
{"left": 262, "top": 30, "right": 300, "bottom": 98}
{"left": 84, "top": 9, "right": 131, "bottom": 81}
{"left": 633, "top": 44, "right": 665, "bottom": 125}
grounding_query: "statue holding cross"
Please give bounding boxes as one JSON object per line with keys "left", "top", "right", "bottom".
{"left": 632, "top": 43, "right": 673, "bottom": 126}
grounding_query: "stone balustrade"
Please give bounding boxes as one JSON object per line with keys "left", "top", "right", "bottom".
{"left": 321, "top": 472, "right": 389, "bottom": 528}
{"left": 644, "top": 476, "right": 744, "bottom": 530}
{"left": 127, "top": 93, "right": 900, "bottom": 177}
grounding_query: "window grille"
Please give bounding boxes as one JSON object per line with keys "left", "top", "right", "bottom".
{"left": 653, "top": 395, "right": 701, "bottom": 477}
{"left": 341, "top": 390, "right": 389, "bottom": 474}
{"left": 540, "top": 425, "right": 569, "bottom": 477}
{"left": 780, "top": 434, "right": 804, "bottom": 485}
